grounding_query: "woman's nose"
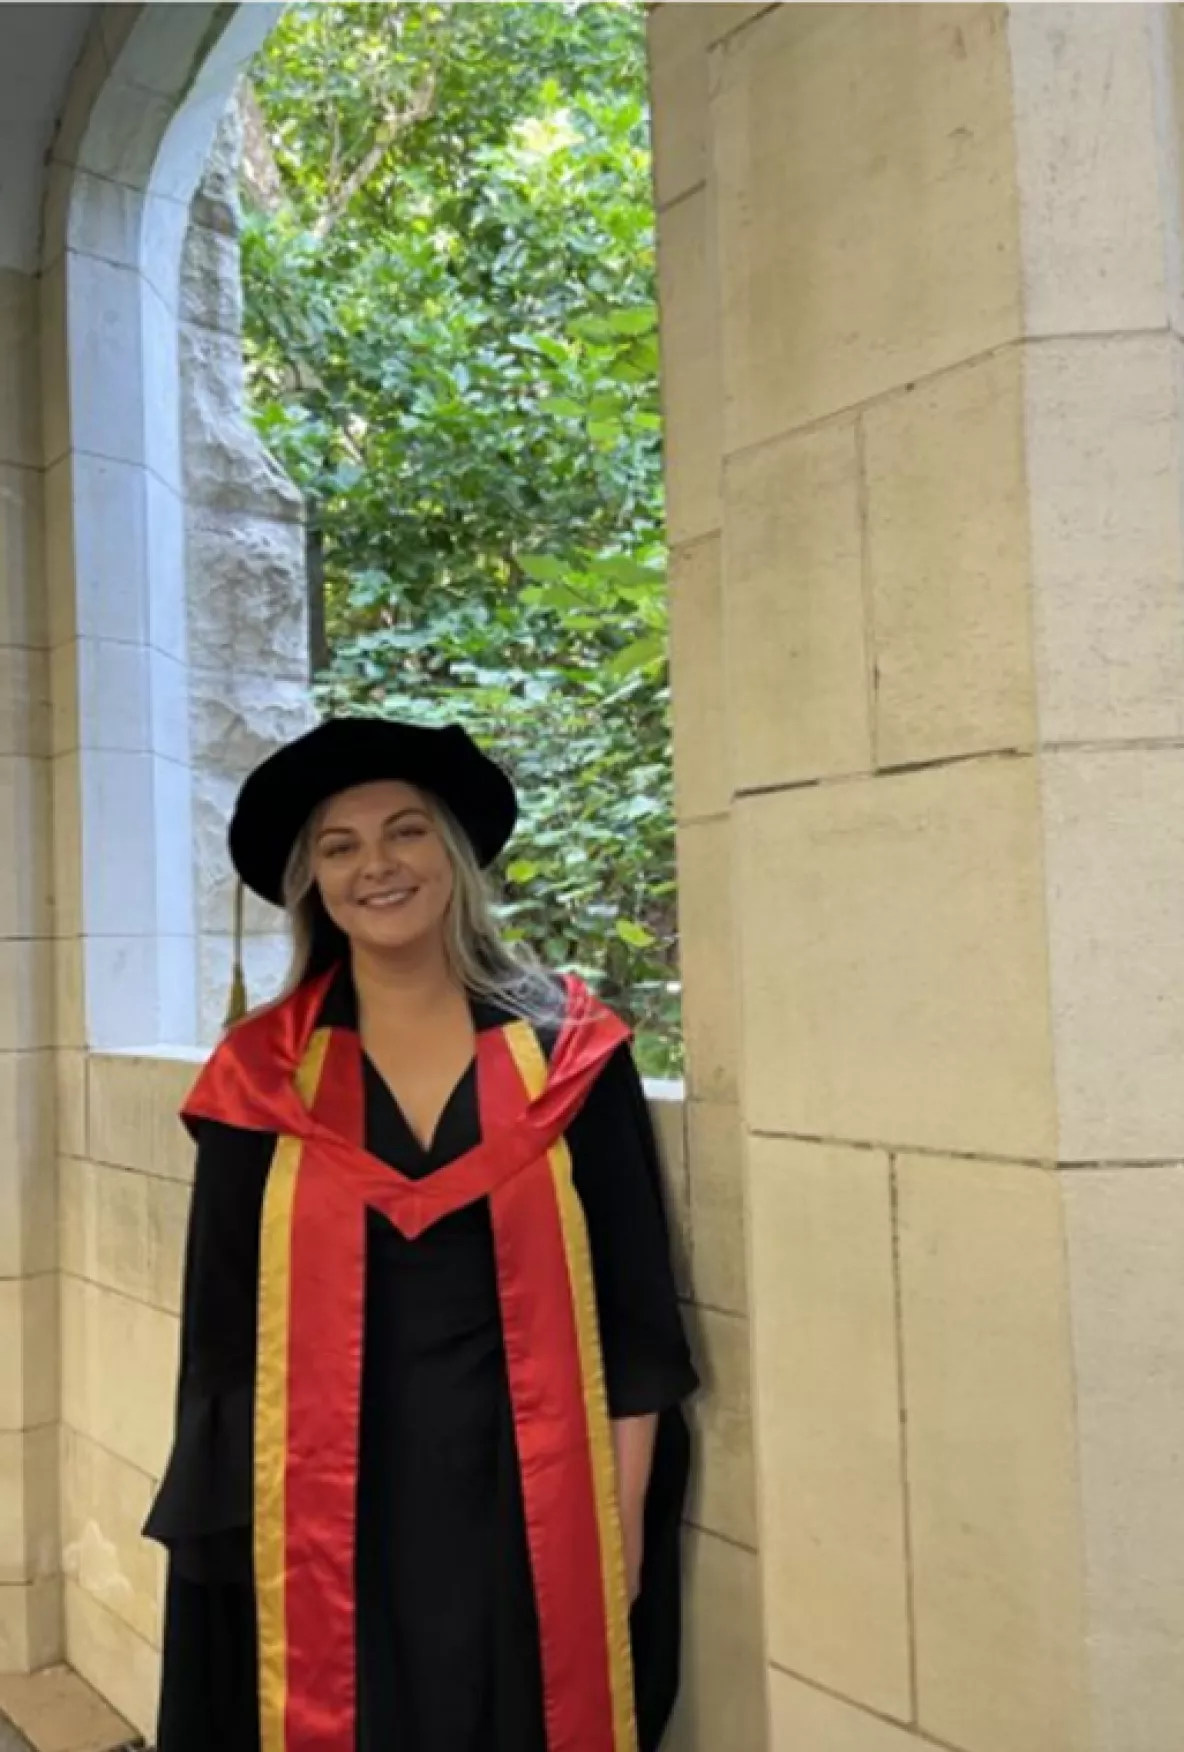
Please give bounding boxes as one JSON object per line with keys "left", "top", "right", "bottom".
{"left": 360, "top": 843, "right": 399, "bottom": 878}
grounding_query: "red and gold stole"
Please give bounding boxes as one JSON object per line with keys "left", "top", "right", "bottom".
{"left": 182, "top": 968, "right": 637, "bottom": 1752}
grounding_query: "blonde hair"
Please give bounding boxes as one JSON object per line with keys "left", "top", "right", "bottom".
{"left": 274, "top": 786, "right": 562, "bottom": 1027}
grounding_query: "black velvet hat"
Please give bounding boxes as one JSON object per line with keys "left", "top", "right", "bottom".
{"left": 229, "top": 716, "right": 518, "bottom": 908}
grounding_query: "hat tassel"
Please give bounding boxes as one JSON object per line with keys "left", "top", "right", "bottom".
{"left": 223, "top": 877, "right": 249, "bottom": 1029}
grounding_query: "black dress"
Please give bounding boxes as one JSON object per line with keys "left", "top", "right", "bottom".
{"left": 146, "top": 976, "right": 697, "bottom": 1752}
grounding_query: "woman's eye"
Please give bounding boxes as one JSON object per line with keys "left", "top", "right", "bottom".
{"left": 322, "top": 841, "right": 351, "bottom": 859}
{"left": 393, "top": 824, "right": 427, "bottom": 842}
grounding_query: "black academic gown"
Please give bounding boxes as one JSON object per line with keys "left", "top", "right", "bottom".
{"left": 145, "top": 972, "right": 698, "bottom": 1752}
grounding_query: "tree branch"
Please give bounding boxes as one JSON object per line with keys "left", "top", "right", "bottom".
{"left": 238, "top": 80, "right": 286, "bottom": 214}
{"left": 311, "top": 72, "right": 440, "bottom": 241}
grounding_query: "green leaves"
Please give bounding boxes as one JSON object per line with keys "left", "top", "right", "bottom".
{"left": 242, "top": 1, "right": 680, "bottom": 1073}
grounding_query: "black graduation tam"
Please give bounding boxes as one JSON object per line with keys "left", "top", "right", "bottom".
{"left": 229, "top": 717, "right": 518, "bottom": 906}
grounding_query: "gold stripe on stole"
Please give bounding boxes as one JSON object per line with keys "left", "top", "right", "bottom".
{"left": 254, "top": 1027, "right": 332, "bottom": 1752}
{"left": 503, "top": 1022, "right": 637, "bottom": 1752}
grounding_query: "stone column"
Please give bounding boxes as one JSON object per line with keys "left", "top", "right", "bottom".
{"left": 651, "top": 7, "right": 768, "bottom": 1750}
{"left": 654, "top": 4, "right": 1184, "bottom": 1751}
{"left": 0, "top": 264, "right": 60, "bottom": 1677}
{"left": 179, "top": 100, "right": 313, "bottom": 1042}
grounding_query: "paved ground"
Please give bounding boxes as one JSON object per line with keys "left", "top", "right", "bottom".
{"left": 0, "top": 1667, "right": 141, "bottom": 1752}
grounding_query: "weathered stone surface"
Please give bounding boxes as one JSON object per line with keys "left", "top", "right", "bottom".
{"left": 714, "top": 3, "right": 1021, "bottom": 450}
{"left": 180, "top": 223, "right": 243, "bottom": 335}
{"left": 736, "top": 758, "right": 1057, "bottom": 1160}
{"left": 769, "top": 1670, "right": 918, "bottom": 1751}
{"left": 656, "top": 189, "right": 720, "bottom": 545}
{"left": 0, "top": 1052, "right": 55, "bottom": 1279}
{"left": 0, "top": 1276, "right": 58, "bottom": 1434}
{"left": 178, "top": 98, "right": 311, "bottom": 1043}
{"left": 864, "top": 350, "right": 1036, "bottom": 767}
{"left": 0, "top": 1576, "right": 61, "bottom": 1677}
{"left": 0, "top": 1664, "right": 135, "bottom": 1752}
{"left": 187, "top": 669, "right": 315, "bottom": 777}
{"left": 198, "top": 932, "right": 292, "bottom": 1045}
{"left": 686, "top": 1100, "right": 745, "bottom": 1316}
{"left": 61, "top": 1427, "right": 161, "bottom": 1649}
{"left": 750, "top": 1136, "right": 910, "bottom": 1717}
{"left": 1009, "top": 5, "right": 1170, "bottom": 337}
{"left": 87, "top": 1052, "right": 201, "bottom": 1184}
{"left": 687, "top": 1307, "right": 757, "bottom": 1550}
{"left": 1026, "top": 336, "right": 1184, "bottom": 745}
{"left": 664, "top": 1531, "right": 766, "bottom": 1752}
{"left": 60, "top": 1277, "right": 178, "bottom": 1480}
{"left": 0, "top": 647, "right": 50, "bottom": 759}
{"left": 725, "top": 417, "right": 871, "bottom": 789}
{"left": 676, "top": 816, "right": 739, "bottom": 1105}
{"left": 0, "top": 757, "right": 52, "bottom": 940}
{"left": 648, "top": 4, "right": 710, "bottom": 208}
{"left": 0, "top": 271, "right": 42, "bottom": 469}
{"left": 186, "top": 511, "right": 308, "bottom": 672}
{"left": 180, "top": 326, "right": 303, "bottom": 522}
{"left": 0, "top": 465, "right": 46, "bottom": 651}
{"left": 669, "top": 534, "right": 729, "bottom": 822}
{"left": 1063, "top": 1166, "right": 1184, "bottom": 1752}
{"left": 188, "top": 92, "right": 243, "bottom": 236}
{"left": 1043, "top": 746, "right": 1184, "bottom": 1162}
{"left": 0, "top": 942, "right": 52, "bottom": 1054}
{"left": 63, "top": 1583, "right": 157, "bottom": 1738}
{"left": 190, "top": 752, "right": 303, "bottom": 938}
{"left": 899, "top": 1155, "right": 1090, "bottom": 1752}
{"left": 0, "top": 1426, "right": 58, "bottom": 1587}
{"left": 60, "top": 1158, "right": 189, "bottom": 1321}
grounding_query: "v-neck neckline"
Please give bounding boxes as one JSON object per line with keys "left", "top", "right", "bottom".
{"left": 361, "top": 1048, "right": 477, "bottom": 1167}
{"left": 316, "top": 960, "right": 519, "bottom": 1171}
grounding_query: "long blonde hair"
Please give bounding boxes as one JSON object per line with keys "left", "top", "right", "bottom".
{"left": 275, "top": 786, "right": 562, "bottom": 1026}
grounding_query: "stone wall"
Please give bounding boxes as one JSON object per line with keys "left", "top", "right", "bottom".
{"left": 651, "top": 5, "right": 1184, "bottom": 1751}
{"left": 0, "top": 257, "right": 60, "bottom": 1683}
{"left": 23, "top": 7, "right": 1184, "bottom": 1751}
{"left": 180, "top": 97, "right": 313, "bottom": 1043}
{"left": 650, "top": 9, "right": 768, "bottom": 1750}
{"left": 56, "top": 1048, "right": 196, "bottom": 1733}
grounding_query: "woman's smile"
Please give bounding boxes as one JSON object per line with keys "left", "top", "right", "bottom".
{"left": 357, "top": 884, "right": 420, "bottom": 909}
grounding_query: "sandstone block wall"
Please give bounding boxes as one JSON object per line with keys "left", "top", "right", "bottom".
{"left": 652, "top": 9, "right": 770, "bottom": 1749}
{"left": 0, "top": 200, "right": 60, "bottom": 1688}
{"left": 651, "top": 6, "right": 1184, "bottom": 1751}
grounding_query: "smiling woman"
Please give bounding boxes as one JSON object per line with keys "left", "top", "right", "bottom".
{"left": 144, "top": 714, "right": 698, "bottom": 1752}
{"left": 309, "top": 787, "right": 458, "bottom": 952}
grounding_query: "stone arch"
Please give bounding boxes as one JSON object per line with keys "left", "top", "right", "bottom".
{"left": 41, "top": 2, "right": 281, "bottom": 1049}
{"left": 32, "top": 9, "right": 764, "bottom": 1742}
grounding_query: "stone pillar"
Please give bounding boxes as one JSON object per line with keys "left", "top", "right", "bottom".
{"left": 180, "top": 98, "right": 312, "bottom": 1043}
{"left": 0, "top": 266, "right": 60, "bottom": 1675}
{"left": 651, "top": 7, "right": 767, "bottom": 1750}
{"left": 653, "top": 4, "right": 1184, "bottom": 1751}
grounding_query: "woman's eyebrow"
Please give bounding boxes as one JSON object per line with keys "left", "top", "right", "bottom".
{"left": 317, "top": 807, "right": 427, "bottom": 841}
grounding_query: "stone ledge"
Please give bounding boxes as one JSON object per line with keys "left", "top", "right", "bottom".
{"left": 0, "top": 1667, "right": 139, "bottom": 1752}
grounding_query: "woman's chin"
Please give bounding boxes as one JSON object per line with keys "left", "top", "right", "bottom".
{"left": 346, "top": 906, "right": 434, "bottom": 954}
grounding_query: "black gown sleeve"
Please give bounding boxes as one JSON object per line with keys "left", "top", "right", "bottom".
{"left": 567, "top": 1043, "right": 699, "bottom": 1419}
{"left": 143, "top": 1118, "right": 272, "bottom": 1578}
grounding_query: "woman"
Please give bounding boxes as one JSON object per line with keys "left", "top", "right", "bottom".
{"left": 145, "top": 716, "right": 697, "bottom": 1752}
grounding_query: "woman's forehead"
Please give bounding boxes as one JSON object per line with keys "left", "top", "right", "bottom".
{"left": 320, "top": 778, "right": 428, "bottom": 827}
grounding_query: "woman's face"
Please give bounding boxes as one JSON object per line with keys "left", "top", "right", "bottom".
{"left": 310, "top": 780, "right": 455, "bottom": 957}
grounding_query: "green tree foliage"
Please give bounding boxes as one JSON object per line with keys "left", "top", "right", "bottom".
{"left": 241, "top": 1, "right": 679, "bottom": 1073}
